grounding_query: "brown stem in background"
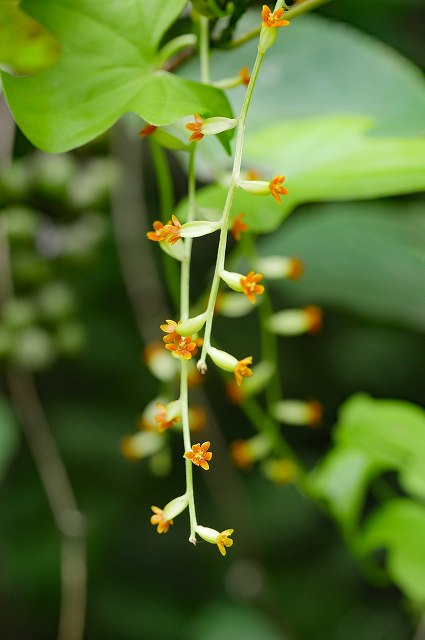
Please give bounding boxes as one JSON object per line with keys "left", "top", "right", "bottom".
{"left": 0, "top": 99, "right": 86, "bottom": 640}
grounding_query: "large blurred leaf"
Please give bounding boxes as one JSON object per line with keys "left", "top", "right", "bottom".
{"left": 335, "top": 394, "right": 425, "bottom": 501}
{"left": 0, "top": 393, "right": 20, "bottom": 484}
{"left": 191, "top": 14, "right": 425, "bottom": 136}
{"left": 0, "top": 1, "right": 59, "bottom": 75}
{"left": 311, "top": 394, "right": 425, "bottom": 535}
{"left": 260, "top": 201, "right": 425, "bottom": 332}
{"left": 1, "top": 0, "right": 232, "bottom": 152}
{"left": 190, "top": 114, "right": 425, "bottom": 233}
{"left": 357, "top": 499, "right": 425, "bottom": 605}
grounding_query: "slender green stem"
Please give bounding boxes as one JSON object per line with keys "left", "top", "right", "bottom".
{"left": 199, "top": 16, "right": 210, "bottom": 84}
{"left": 156, "top": 34, "right": 197, "bottom": 69}
{"left": 180, "top": 147, "right": 198, "bottom": 542}
{"left": 149, "top": 138, "right": 180, "bottom": 310}
{"left": 224, "top": 0, "right": 332, "bottom": 49}
{"left": 198, "top": 49, "right": 265, "bottom": 370}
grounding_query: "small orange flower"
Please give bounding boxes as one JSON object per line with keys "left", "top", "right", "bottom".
{"left": 154, "top": 402, "right": 179, "bottom": 432}
{"left": 287, "top": 258, "right": 304, "bottom": 280}
{"left": 269, "top": 175, "right": 289, "bottom": 203}
{"left": 166, "top": 336, "right": 197, "bottom": 360}
{"left": 305, "top": 305, "right": 323, "bottom": 334}
{"left": 139, "top": 124, "right": 158, "bottom": 138}
{"left": 226, "top": 379, "right": 244, "bottom": 404}
{"left": 230, "top": 213, "right": 249, "bottom": 241}
{"left": 150, "top": 506, "right": 173, "bottom": 534}
{"left": 185, "top": 114, "right": 204, "bottom": 142}
{"left": 164, "top": 215, "right": 182, "bottom": 245}
{"left": 216, "top": 529, "right": 234, "bottom": 556}
{"left": 160, "top": 319, "right": 179, "bottom": 344}
{"left": 239, "top": 66, "right": 250, "bottom": 86}
{"left": 184, "top": 441, "right": 213, "bottom": 470}
{"left": 146, "top": 220, "right": 170, "bottom": 242}
{"left": 230, "top": 440, "right": 253, "bottom": 468}
{"left": 261, "top": 5, "right": 290, "bottom": 28}
{"left": 192, "top": 336, "right": 203, "bottom": 357}
{"left": 240, "top": 271, "right": 265, "bottom": 304}
{"left": 234, "top": 356, "right": 253, "bottom": 386}
{"left": 306, "top": 401, "right": 323, "bottom": 427}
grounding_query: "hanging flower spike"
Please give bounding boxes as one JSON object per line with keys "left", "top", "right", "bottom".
{"left": 155, "top": 402, "right": 179, "bottom": 432}
{"left": 139, "top": 124, "right": 158, "bottom": 138}
{"left": 261, "top": 5, "right": 290, "bottom": 28}
{"left": 239, "top": 66, "right": 250, "bottom": 86}
{"left": 234, "top": 356, "right": 253, "bottom": 386}
{"left": 163, "top": 215, "right": 182, "bottom": 245}
{"left": 269, "top": 175, "right": 289, "bottom": 203}
{"left": 184, "top": 441, "right": 213, "bottom": 470}
{"left": 150, "top": 506, "right": 173, "bottom": 534}
{"left": 240, "top": 271, "right": 265, "bottom": 304}
{"left": 216, "top": 529, "right": 234, "bottom": 556}
{"left": 230, "top": 213, "right": 249, "bottom": 241}
{"left": 166, "top": 336, "right": 197, "bottom": 360}
{"left": 160, "top": 319, "right": 179, "bottom": 344}
{"left": 146, "top": 220, "right": 170, "bottom": 242}
{"left": 185, "top": 114, "right": 204, "bottom": 142}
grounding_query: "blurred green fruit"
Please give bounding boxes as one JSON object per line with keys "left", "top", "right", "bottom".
{"left": 11, "top": 326, "right": 56, "bottom": 370}
{"left": 1, "top": 298, "right": 38, "bottom": 331}
{"left": 37, "top": 282, "right": 76, "bottom": 323}
{"left": 55, "top": 321, "right": 86, "bottom": 355}
{"left": 1, "top": 206, "right": 40, "bottom": 243}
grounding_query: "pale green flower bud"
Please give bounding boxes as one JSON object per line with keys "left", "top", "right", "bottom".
{"left": 220, "top": 269, "right": 244, "bottom": 293}
{"left": 216, "top": 293, "right": 254, "bottom": 318}
{"left": 238, "top": 179, "right": 270, "bottom": 195}
{"left": 180, "top": 220, "right": 221, "bottom": 238}
{"left": 266, "top": 306, "right": 322, "bottom": 335}
{"left": 258, "top": 25, "right": 277, "bottom": 53}
{"left": 208, "top": 346, "right": 238, "bottom": 372}
{"left": 121, "top": 431, "right": 164, "bottom": 460}
{"left": 271, "top": 400, "right": 323, "bottom": 426}
{"left": 176, "top": 312, "right": 207, "bottom": 336}
{"left": 255, "top": 256, "right": 304, "bottom": 280}
{"left": 201, "top": 116, "right": 238, "bottom": 136}
{"left": 195, "top": 525, "right": 220, "bottom": 544}
{"left": 163, "top": 494, "right": 189, "bottom": 521}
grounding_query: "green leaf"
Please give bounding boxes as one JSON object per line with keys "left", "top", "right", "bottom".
{"left": 259, "top": 200, "right": 425, "bottom": 332}
{"left": 0, "top": 1, "right": 59, "bottom": 75}
{"left": 335, "top": 394, "right": 425, "bottom": 502}
{"left": 2, "top": 0, "right": 232, "bottom": 152}
{"left": 357, "top": 499, "right": 425, "bottom": 605}
{"left": 310, "top": 447, "right": 380, "bottom": 532}
{"left": 243, "top": 114, "right": 425, "bottom": 226}
{"left": 0, "top": 393, "right": 20, "bottom": 484}
{"left": 191, "top": 14, "right": 425, "bottom": 136}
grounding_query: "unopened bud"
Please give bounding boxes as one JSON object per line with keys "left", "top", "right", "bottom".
{"left": 176, "top": 312, "right": 207, "bottom": 336}
{"left": 201, "top": 117, "right": 238, "bottom": 136}
{"left": 121, "top": 431, "right": 164, "bottom": 461}
{"left": 195, "top": 525, "right": 220, "bottom": 544}
{"left": 180, "top": 220, "right": 221, "bottom": 238}
{"left": 144, "top": 342, "right": 179, "bottom": 381}
{"left": 238, "top": 180, "right": 270, "bottom": 196}
{"left": 271, "top": 400, "right": 323, "bottom": 427}
{"left": 208, "top": 347, "right": 238, "bottom": 372}
{"left": 220, "top": 269, "right": 244, "bottom": 293}
{"left": 258, "top": 25, "right": 277, "bottom": 53}
{"left": 266, "top": 306, "right": 323, "bottom": 335}
{"left": 163, "top": 494, "right": 189, "bottom": 520}
{"left": 256, "top": 256, "right": 304, "bottom": 280}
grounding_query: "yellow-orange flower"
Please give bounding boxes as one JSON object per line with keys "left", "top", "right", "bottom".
{"left": 154, "top": 402, "right": 179, "bottom": 432}
{"left": 230, "top": 213, "right": 249, "bottom": 241}
{"left": 166, "top": 336, "right": 197, "bottom": 360}
{"left": 269, "top": 175, "right": 288, "bottom": 203}
{"left": 305, "top": 305, "right": 323, "bottom": 334}
{"left": 261, "top": 5, "right": 290, "bottom": 28}
{"left": 160, "top": 319, "right": 179, "bottom": 344}
{"left": 185, "top": 114, "right": 204, "bottom": 142}
{"left": 216, "top": 529, "right": 234, "bottom": 556}
{"left": 146, "top": 220, "right": 170, "bottom": 242}
{"left": 139, "top": 124, "right": 157, "bottom": 138}
{"left": 164, "top": 215, "right": 182, "bottom": 245}
{"left": 239, "top": 66, "right": 250, "bottom": 86}
{"left": 184, "top": 441, "right": 213, "bottom": 470}
{"left": 234, "top": 356, "right": 253, "bottom": 386}
{"left": 240, "top": 271, "right": 265, "bottom": 304}
{"left": 150, "top": 506, "right": 173, "bottom": 534}
{"left": 306, "top": 401, "right": 323, "bottom": 427}
{"left": 230, "top": 440, "right": 253, "bottom": 468}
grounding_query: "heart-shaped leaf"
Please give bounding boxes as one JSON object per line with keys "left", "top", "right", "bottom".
{"left": 2, "top": 0, "right": 232, "bottom": 151}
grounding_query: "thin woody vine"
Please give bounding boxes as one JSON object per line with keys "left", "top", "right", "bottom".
{"left": 122, "top": 3, "right": 324, "bottom": 556}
